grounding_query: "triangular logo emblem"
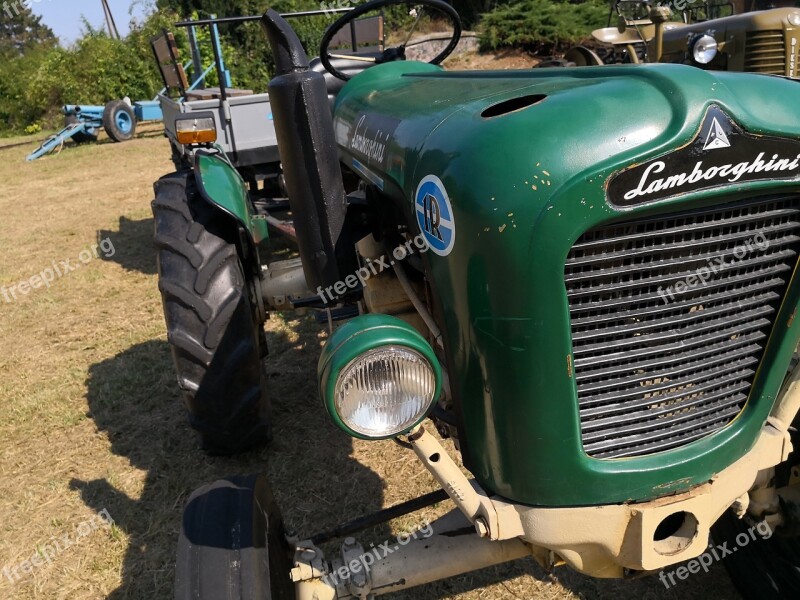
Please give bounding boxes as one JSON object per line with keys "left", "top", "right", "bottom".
{"left": 703, "top": 117, "right": 731, "bottom": 150}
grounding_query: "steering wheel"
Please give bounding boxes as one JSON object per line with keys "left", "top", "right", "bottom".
{"left": 319, "top": 0, "right": 462, "bottom": 81}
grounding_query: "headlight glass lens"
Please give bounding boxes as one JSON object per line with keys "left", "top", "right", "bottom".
{"left": 335, "top": 346, "right": 437, "bottom": 438}
{"left": 788, "top": 12, "right": 800, "bottom": 26}
{"left": 693, "top": 35, "right": 718, "bottom": 64}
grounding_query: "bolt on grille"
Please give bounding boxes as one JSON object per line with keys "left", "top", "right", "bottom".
{"left": 744, "top": 30, "right": 786, "bottom": 75}
{"left": 565, "top": 197, "right": 800, "bottom": 459}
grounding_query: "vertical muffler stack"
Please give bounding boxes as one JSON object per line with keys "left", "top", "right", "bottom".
{"left": 261, "top": 9, "right": 348, "bottom": 290}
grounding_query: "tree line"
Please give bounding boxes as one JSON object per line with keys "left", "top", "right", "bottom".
{"left": 1, "top": 0, "right": 608, "bottom": 134}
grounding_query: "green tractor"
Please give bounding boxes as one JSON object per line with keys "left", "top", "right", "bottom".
{"left": 153, "top": 1, "right": 800, "bottom": 598}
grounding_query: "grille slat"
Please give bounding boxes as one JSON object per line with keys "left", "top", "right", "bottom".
{"left": 578, "top": 340, "right": 759, "bottom": 386}
{"left": 568, "top": 270, "right": 790, "bottom": 315}
{"left": 574, "top": 320, "right": 769, "bottom": 369}
{"left": 565, "top": 196, "right": 800, "bottom": 459}
{"left": 566, "top": 250, "right": 796, "bottom": 298}
{"left": 573, "top": 311, "right": 772, "bottom": 356}
{"left": 577, "top": 344, "right": 763, "bottom": 395}
{"left": 582, "top": 394, "right": 748, "bottom": 441}
{"left": 745, "top": 31, "right": 786, "bottom": 75}
{"left": 582, "top": 406, "right": 743, "bottom": 458}
{"left": 572, "top": 295, "right": 775, "bottom": 342}
{"left": 575, "top": 332, "right": 765, "bottom": 381}
{"left": 564, "top": 237, "right": 799, "bottom": 283}
{"left": 578, "top": 358, "right": 759, "bottom": 406}
{"left": 580, "top": 375, "right": 753, "bottom": 420}
{"left": 570, "top": 285, "right": 780, "bottom": 327}
{"left": 565, "top": 224, "right": 800, "bottom": 268}
{"left": 570, "top": 205, "right": 799, "bottom": 251}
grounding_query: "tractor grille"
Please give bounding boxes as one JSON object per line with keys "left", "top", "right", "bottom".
{"left": 565, "top": 197, "right": 800, "bottom": 459}
{"left": 744, "top": 30, "right": 786, "bottom": 75}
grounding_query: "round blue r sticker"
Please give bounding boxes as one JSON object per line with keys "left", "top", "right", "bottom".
{"left": 415, "top": 175, "right": 455, "bottom": 256}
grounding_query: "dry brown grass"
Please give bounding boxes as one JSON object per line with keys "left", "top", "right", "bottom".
{"left": 0, "top": 127, "right": 741, "bottom": 599}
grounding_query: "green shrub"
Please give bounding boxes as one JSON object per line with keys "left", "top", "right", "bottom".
{"left": 480, "top": 0, "right": 609, "bottom": 53}
{"left": 0, "top": 46, "right": 50, "bottom": 131}
{"left": 222, "top": 0, "right": 335, "bottom": 90}
{"left": 0, "top": 11, "right": 184, "bottom": 133}
{"left": 24, "top": 13, "right": 183, "bottom": 116}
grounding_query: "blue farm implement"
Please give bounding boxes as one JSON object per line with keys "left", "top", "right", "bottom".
{"left": 26, "top": 99, "right": 165, "bottom": 162}
{"left": 26, "top": 20, "right": 225, "bottom": 161}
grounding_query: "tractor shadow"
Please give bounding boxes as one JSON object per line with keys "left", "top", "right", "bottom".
{"left": 74, "top": 315, "right": 387, "bottom": 598}
{"left": 73, "top": 312, "right": 734, "bottom": 599}
{"left": 98, "top": 216, "right": 157, "bottom": 275}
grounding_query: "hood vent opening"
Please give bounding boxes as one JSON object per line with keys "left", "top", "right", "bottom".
{"left": 481, "top": 94, "right": 547, "bottom": 118}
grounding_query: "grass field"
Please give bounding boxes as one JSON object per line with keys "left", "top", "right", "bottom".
{"left": 0, "top": 127, "right": 743, "bottom": 599}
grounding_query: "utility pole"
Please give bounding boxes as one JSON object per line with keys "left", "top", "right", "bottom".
{"left": 101, "top": 0, "right": 120, "bottom": 40}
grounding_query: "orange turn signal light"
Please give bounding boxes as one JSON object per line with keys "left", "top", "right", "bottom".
{"left": 176, "top": 117, "right": 217, "bottom": 145}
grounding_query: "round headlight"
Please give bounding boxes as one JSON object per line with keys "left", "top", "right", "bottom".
{"left": 692, "top": 34, "right": 718, "bottom": 65}
{"left": 318, "top": 314, "right": 442, "bottom": 439}
{"left": 336, "top": 346, "right": 437, "bottom": 438}
{"left": 789, "top": 12, "right": 800, "bottom": 27}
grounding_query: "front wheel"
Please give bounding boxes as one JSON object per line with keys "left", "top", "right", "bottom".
{"left": 712, "top": 510, "right": 800, "bottom": 599}
{"left": 175, "top": 474, "right": 296, "bottom": 599}
{"left": 152, "top": 171, "right": 271, "bottom": 455}
{"left": 712, "top": 435, "right": 800, "bottom": 599}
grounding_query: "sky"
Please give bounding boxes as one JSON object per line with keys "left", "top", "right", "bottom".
{"left": 27, "top": 0, "right": 155, "bottom": 45}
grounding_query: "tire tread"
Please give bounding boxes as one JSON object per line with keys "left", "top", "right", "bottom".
{"left": 152, "top": 171, "right": 270, "bottom": 454}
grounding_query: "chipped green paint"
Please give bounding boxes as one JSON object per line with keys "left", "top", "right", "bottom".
{"left": 334, "top": 62, "right": 800, "bottom": 506}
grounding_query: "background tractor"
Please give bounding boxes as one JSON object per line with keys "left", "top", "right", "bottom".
{"left": 564, "top": 0, "right": 800, "bottom": 77}
{"left": 151, "top": 1, "right": 800, "bottom": 598}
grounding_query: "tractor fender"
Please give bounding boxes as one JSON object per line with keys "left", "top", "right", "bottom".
{"left": 564, "top": 45, "right": 605, "bottom": 66}
{"left": 193, "top": 150, "right": 269, "bottom": 248}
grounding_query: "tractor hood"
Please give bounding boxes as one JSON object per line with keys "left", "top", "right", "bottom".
{"left": 333, "top": 61, "right": 800, "bottom": 207}
{"left": 332, "top": 62, "right": 800, "bottom": 506}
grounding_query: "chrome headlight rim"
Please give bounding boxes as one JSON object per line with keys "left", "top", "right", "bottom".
{"left": 692, "top": 34, "right": 718, "bottom": 65}
{"left": 335, "top": 345, "right": 438, "bottom": 438}
{"left": 318, "top": 314, "right": 443, "bottom": 441}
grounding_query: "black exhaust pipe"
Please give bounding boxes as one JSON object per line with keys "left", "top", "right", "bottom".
{"left": 261, "top": 9, "right": 348, "bottom": 291}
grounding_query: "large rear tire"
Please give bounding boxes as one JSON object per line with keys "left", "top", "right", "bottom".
{"left": 152, "top": 171, "right": 271, "bottom": 455}
{"left": 103, "top": 100, "right": 137, "bottom": 142}
{"left": 175, "top": 474, "right": 296, "bottom": 600}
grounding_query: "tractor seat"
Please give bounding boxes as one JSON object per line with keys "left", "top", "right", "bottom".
{"left": 310, "top": 55, "right": 382, "bottom": 107}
